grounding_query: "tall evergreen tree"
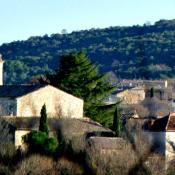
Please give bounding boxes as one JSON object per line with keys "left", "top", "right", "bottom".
{"left": 46, "top": 52, "right": 116, "bottom": 127}
{"left": 150, "top": 87, "right": 154, "bottom": 98}
{"left": 112, "top": 105, "right": 122, "bottom": 136}
{"left": 39, "top": 104, "right": 49, "bottom": 135}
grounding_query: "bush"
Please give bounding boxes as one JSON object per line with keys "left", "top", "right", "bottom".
{"left": 23, "top": 131, "right": 59, "bottom": 155}
{"left": 44, "top": 137, "right": 59, "bottom": 154}
{"left": 55, "top": 156, "right": 84, "bottom": 175}
{"left": 14, "top": 154, "right": 55, "bottom": 175}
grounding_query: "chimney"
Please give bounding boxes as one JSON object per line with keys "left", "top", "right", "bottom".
{"left": 0, "top": 54, "right": 4, "bottom": 86}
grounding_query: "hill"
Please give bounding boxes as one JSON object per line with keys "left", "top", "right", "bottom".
{"left": 1, "top": 19, "right": 175, "bottom": 84}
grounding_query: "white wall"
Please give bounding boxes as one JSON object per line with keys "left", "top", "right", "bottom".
{"left": 15, "top": 130, "right": 30, "bottom": 149}
{"left": 16, "top": 85, "right": 84, "bottom": 118}
{"left": 165, "top": 132, "right": 175, "bottom": 162}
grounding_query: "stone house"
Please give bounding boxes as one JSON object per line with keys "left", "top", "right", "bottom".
{"left": 143, "top": 113, "right": 175, "bottom": 165}
{"left": 0, "top": 54, "right": 84, "bottom": 148}
{"left": 119, "top": 79, "right": 168, "bottom": 89}
{"left": 0, "top": 85, "right": 83, "bottom": 118}
{"left": 116, "top": 86, "right": 145, "bottom": 104}
{"left": 0, "top": 55, "right": 83, "bottom": 118}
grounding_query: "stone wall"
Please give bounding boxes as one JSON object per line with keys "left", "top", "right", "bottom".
{"left": 16, "top": 85, "right": 84, "bottom": 118}
{"left": 117, "top": 88, "right": 145, "bottom": 104}
{"left": 0, "top": 98, "right": 17, "bottom": 116}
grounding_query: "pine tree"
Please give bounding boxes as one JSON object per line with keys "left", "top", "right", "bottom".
{"left": 46, "top": 52, "right": 116, "bottom": 127}
{"left": 39, "top": 104, "right": 49, "bottom": 135}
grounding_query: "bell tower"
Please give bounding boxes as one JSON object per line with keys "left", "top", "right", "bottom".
{"left": 0, "top": 54, "right": 4, "bottom": 86}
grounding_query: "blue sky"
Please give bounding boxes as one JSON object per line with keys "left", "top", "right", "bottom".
{"left": 0, "top": 0, "right": 175, "bottom": 45}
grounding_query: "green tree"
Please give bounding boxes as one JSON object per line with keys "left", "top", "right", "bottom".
{"left": 23, "top": 131, "right": 58, "bottom": 155}
{"left": 150, "top": 87, "right": 154, "bottom": 98}
{"left": 23, "top": 105, "right": 59, "bottom": 155}
{"left": 46, "top": 52, "right": 116, "bottom": 127}
{"left": 39, "top": 104, "right": 49, "bottom": 135}
{"left": 112, "top": 105, "right": 122, "bottom": 136}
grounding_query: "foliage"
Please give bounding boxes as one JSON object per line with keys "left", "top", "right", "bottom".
{"left": 23, "top": 104, "right": 58, "bottom": 155}
{"left": 112, "top": 105, "right": 122, "bottom": 136}
{"left": 56, "top": 156, "right": 84, "bottom": 175}
{"left": 23, "top": 131, "right": 58, "bottom": 155}
{"left": 1, "top": 19, "right": 175, "bottom": 84}
{"left": 39, "top": 104, "right": 49, "bottom": 135}
{"left": 45, "top": 52, "right": 116, "bottom": 126}
{"left": 150, "top": 87, "right": 154, "bottom": 98}
{"left": 14, "top": 154, "right": 55, "bottom": 175}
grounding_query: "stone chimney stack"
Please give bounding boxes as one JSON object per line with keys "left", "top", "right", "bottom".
{"left": 0, "top": 54, "right": 4, "bottom": 86}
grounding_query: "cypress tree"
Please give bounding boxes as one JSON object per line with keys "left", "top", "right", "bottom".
{"left": 46, "top": 52, "right": 116, "bottom": 127}
{"left": 150, "top": 87, "right": 154, "bottom": 98}
{"left": 112, "top": 105, "right": 122, "bottom": 136}
{"left": 39, "top": 104, "right": 49, "bottom": 135}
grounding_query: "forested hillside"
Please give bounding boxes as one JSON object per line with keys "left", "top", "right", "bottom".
{"left": 1, "top": 19, "right": 175, "bottom": 84}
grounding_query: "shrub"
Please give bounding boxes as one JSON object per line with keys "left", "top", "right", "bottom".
{"left": 23, "top": 131, "right": 59, "bottom": 155}
{"left": 14, "top": 154, "right": 55, "bottom": 175}
{"left": 55, "top": 156, "right": 84, "bottom": 175}
{"left": 44, "top": 137, "right": 59, "bottom": 154}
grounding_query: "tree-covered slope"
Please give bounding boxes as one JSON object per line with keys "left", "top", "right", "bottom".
{"left": 1, "top": 19, "right": 175, "bottom": 84}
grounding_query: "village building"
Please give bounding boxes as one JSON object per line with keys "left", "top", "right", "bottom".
{"left": 116, "top": 86, "right": 145, "bottom": 104}
{"left": 119, "top": 79, "right": 169, "bottom": 89}
{"left": 0, "top": 55, "right": 83, "bottom": 118}
{"left": 0, "top": 54, "right": 84, "bottom": 148}
{"left": 144, "top": 113, "right": 175, "bottom": 163}
{"left": 0, "top": 85, "right": 83, "bottom": 118}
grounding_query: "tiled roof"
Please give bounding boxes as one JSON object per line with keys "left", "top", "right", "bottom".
{"left": 87, "top": 137, "right": 128, "bottom": 150}
{"left": 0, "top": 85, "right": 46, "bottom": 98}
{"left": 2, "top": 117, "right": 111, "bottom": 132}
{"left": 148, "top": 115, "right": 169, "bottom": 131}
{"left": 146, "top": 113, "right": 175, "bottom": 132}
{"left": 166, "top": 113, "right": 175, "bottom": 131}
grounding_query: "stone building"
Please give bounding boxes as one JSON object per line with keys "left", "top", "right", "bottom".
{"left": 142, "top": 113, "right": 175, "bottom": 166}
{"left": 0, "top": 55, "right": 83, "bottom": 118}
{"left": 0, "top": 54, "right": 85, "bottom": 148}
{"left": 0, "top": 85, "right": 83, "bottom": 118}
{"left": 116, "top": 86, "right": 145, "bottom": 104}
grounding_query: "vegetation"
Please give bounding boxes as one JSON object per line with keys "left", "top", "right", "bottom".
{"left": 23, "top": 131, "right": 58, "bottom": 155}
{"left": 45, "top": 52, "right": 116, "bottom": 127}
{"left": 23, "top": 105, "right": 58, "bottom": 155}
{"left": 0, "top": 117, "right": 168, "bottom": 175}
{"left": 39, "top": 104, "right": 49, "bottom": 135}
{"left": 1, "top": 19, "right": 175, "bottom": 84}
{"left": 112, "top": 105, "right": 123, "bottom": 136}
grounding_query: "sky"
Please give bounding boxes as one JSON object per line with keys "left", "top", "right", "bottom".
{"left": 0, "top": 0, "right": 175, "bottom": 45}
